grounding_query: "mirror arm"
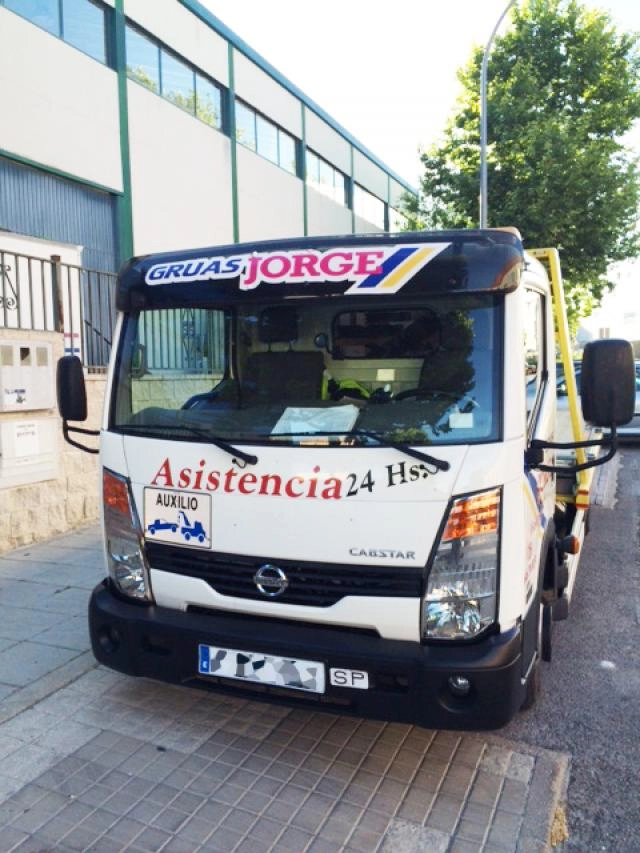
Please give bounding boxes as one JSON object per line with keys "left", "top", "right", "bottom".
{"left": 63, "top": 421, "right": 100, "bottom": 455}
{"left": 526, "top": 428, "right": 618, "bottom": 473}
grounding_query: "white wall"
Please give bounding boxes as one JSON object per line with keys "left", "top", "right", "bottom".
{"left": 128, "top": 82, "right": 234, "bottom": 254}
{"left": 236, "top": 147, "right": 303, "bottom": 241}
{"left": 233, "top": 52, "right": 302, "bottom": 138}
{"left": 125, "top": 0, "right": 229, "bottom": 86}
{"left": 307, "top": 190, "right": 353, "bottom": 237}
{"left": 0, "top": 330, "right": 103, "bottom": 555}
{"left": 353, "top": 150, "right": 388, "bottom": 200}
{"left": 305, "top": 110, "right": 351, "bottom": 175}
{"left": 0, "top": 8, "right": 122, "bottom": 192}
{"left": 354, "top": 214, "right": 384, "bottom": 234}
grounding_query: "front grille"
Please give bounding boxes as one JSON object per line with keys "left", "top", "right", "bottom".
{"left": 145, "top": 542, "right": 423, "bottom": 607}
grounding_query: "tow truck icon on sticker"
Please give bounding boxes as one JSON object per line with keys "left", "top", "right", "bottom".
{"left": 144, "top": 488, "right": 211, "bottom": 548}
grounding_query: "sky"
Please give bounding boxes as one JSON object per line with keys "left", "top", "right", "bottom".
{"left": 202, "top": 0, "right": 640, "bottom": 188}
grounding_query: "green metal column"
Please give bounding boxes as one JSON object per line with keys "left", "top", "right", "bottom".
{"left": 114, "top": 0, "right": 134, "bottom": 262}
{"left": 350, "top": 147, "right": 356, "bottom": 233}
{"left": 301, "top": 104, "right": 308, "bottom": 236}
{"left": 227, "top": 43, "right": 240, "bottom": 243}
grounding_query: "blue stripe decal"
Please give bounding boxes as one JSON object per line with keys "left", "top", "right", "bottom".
{"left": 355, "top": 247, "right": 418, "bottom": 289}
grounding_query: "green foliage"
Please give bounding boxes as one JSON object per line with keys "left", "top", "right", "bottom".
{"left": 127, "top": 65, "right": 158, "bottom": 94}
{"left": 402, "top": 0, "right": 640, "bottom": 322}
{"left": 126, "top": 68, "right": 220, "bottom": 128}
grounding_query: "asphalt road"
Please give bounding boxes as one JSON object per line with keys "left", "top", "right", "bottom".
{"left": 501, "top": 443, "right": 640, "bottom": 852}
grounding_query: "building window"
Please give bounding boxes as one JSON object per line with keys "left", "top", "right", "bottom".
{"left": 63, "top": 0, "right": 106, "bottom": 63}
{"left": 125, "top": 24, "right": 223, "bottom": 130}
{"left": 389, "top": 206, "right": 409, "bottom": 232}
{"left": 126, "top": 25, "right": 160, "bottom": 92}
{"left": 196, "top": 74, "right": 221, "bottom": 128}
{"left": 256, "top": 114, "right": 278, "bottom": 164}
{"left": 5, "top": 0, "right": 58, "bottom": 34}
{"left": 354, "top": 184, "right": 385, "bottom": 229}
{"left": 306, "top": 151, "right": 347, "bottom": 206}
{"left": 161, "top": 49, "right": 195, "bottom": 112}
{"left": 235, "top": 100, "right": 298, "bottom": 175}
{"left": 4, "top": 0, "right": 107, "bottom": 64}
{"left": 279, "top": 132, "right": 297, "bottom": 176}
{"left": 235, "top": 101, "right": 257, "bottom": 151}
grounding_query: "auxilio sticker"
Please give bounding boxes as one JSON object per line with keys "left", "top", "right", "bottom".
{"left": 144, "top": 487, "right": 211, "bottom": 548}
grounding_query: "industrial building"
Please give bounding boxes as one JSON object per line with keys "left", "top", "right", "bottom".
{"left": 0, "top": 0, "right": 413, "bottom": 273}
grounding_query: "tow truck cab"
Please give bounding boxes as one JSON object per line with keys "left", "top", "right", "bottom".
{"left": 57, "top": 229, "right": 635, "bottom": 730}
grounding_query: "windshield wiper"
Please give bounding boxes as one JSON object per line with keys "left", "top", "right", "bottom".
{"left": 116, "top": 422, "right": 258, "bottom": 467}
{"left": 351, "top": 429, "right": 450, "bottom": 470}
{"left": 270, "top": 429, "right": 450, "bottom": 471}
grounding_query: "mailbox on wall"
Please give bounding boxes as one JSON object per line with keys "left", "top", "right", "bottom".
{"left": 0, "top": 341, "right": 55, "bottom": 411}
{"left": 0, "top": 417, "right": 58, "bottom": 488}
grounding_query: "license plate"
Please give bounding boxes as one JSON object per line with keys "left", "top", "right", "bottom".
{"left": 198, "top": 644, "right": 325, "bottom": 693}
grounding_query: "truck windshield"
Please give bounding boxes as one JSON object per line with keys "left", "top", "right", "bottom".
{"left": 111, "top": 294, "right": 502, "bottom": 447}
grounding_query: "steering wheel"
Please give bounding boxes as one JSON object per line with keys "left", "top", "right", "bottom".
{"left": 393, "top": 388, "right": 479, "bottom": 411}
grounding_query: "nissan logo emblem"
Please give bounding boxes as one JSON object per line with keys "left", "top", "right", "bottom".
{"left": 254, "top": 564, "right": 289, "bottom": 598}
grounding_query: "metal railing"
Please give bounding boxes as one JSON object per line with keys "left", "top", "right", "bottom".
{"left": 0, "top": 248, "right": 116, "bottom": 370}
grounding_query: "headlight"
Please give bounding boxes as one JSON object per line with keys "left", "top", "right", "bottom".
{"left": 103, "top": 468, "right": 152, "bottom": 602}
{"left": 422, "top": 487, "right": 500, "bottom": 641}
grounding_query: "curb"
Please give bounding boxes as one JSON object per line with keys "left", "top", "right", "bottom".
{"left": 483, "top": 733, "right": 571, "bottom": 852}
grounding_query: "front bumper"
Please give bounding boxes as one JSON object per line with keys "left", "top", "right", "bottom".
{"left": 89, "top": 580, "right": 525, "bottom": 731}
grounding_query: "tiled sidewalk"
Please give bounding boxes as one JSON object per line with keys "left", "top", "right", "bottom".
{"left": 0, "top": 527, "right": 569, "bottom": 852}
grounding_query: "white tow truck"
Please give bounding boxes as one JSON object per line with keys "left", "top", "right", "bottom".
{"left": 57, "top": 228, "right": 636, "bottom": 729}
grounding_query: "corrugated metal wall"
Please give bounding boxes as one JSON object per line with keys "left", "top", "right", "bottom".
{"left": 0, "top": 157, "right": 117, "bottom": 272}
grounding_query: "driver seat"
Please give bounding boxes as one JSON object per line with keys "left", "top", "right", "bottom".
{"left": 242, "top": 306, "right": 325, "bottom": 403}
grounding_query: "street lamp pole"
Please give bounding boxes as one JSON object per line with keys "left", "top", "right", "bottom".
{"left": 479, "top": 0, "right": 517, "bottom": 228}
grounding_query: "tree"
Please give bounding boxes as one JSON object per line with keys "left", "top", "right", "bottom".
{"left": 403, "top": 0, "right": 640, "bottom": 321}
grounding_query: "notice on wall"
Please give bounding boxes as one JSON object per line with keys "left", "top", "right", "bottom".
{"left": 14, "top": 421, "right": 38, "bottom": 461}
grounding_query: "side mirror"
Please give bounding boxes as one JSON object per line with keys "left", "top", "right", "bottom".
{"left": 580, "top": 339, "right": 635, "bottom": 426}
{"left": 57, "top": 356, "right": 87, "bottom": 421}
{"left": 56, "top": 356, "right": 99, "bottom": 454}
